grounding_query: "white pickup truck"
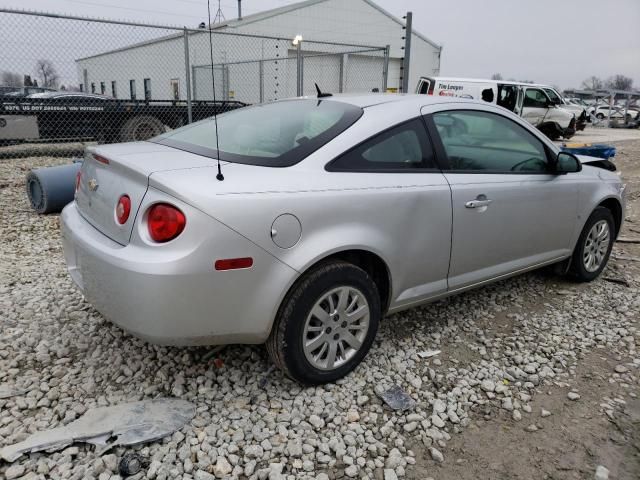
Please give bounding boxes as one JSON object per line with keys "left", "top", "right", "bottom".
{"left": 416, "top": 77, "right": 576, "bottom": 140}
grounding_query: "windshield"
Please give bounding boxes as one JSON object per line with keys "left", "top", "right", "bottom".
{"left": 543, "top": 88, "right": 562, "bottom": 103}
{"left": 152, "top": 99, "right": 363, "bottom": 167}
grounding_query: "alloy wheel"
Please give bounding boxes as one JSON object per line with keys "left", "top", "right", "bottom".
{"left": 302, "top": 286, "right": 370, "bottom": 371}
{"left": 583, "top": 219, "right": 610, "bottom": 273}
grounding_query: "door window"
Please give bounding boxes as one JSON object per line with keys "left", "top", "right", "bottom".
{"left": 432, "top": 110, "right": 548, "bottom": 173}
{"left": 328, "top": 118, "right": 436, "bottom": 171}
{"left": 523, "top": 88, "right": 549, "bottom": 108}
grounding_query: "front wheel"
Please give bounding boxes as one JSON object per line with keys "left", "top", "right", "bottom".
{"left": 568, "top": 207, "right": 615, "bottom": 282}
{"left": 267, "top": 261, "right": 381, "bottom": 385}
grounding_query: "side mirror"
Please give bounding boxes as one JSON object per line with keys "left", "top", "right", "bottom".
{"left": 555, "top": 151, "right": 582, "bottom": 174}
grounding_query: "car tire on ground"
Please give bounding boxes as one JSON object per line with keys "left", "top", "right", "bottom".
{"left": 267, "top": 260, "right": 381, "bottom": 385}
{"left": 568, "top": 206, "right": 615, "bottom": 282}
{"left": 119, "top": 115, "right": 165, "bottom": 142}
{"left": 596, "top": 113, "right": 605, "bottom": 120}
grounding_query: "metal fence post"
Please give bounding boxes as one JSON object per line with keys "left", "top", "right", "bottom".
{"left": 192, "top": 65, "right": 198, "bottom": 101}
{"left": 183, "top": 28, "right": 193, "bottom": 124}
{"left": 259, "top": 60, "right": 264, "bottom": 103}
{"left": 382, "top": 45, "right": 390, "bottom": 92}
{"left": 339, "top": 54, "right": 345, "bottom": 93}
{"left": 401, "top": 12, "right": 412, "bottom": 93}
{"left": 296, "top": 41, "right": 302, "bottom": 96}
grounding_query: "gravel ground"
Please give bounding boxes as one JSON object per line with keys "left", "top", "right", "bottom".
{"left": 1, "top": 142, "right": 639, "bottom": 480}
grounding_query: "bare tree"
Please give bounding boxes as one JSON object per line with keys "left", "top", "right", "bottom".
{"left": 606, "top": 74, "right": 633, "bottom": 91}
{"left": 1, "top": 71, "right": 23, "bottom": 87}
{"left": 491, "top": 73, "right": 503, "bottom": 80}
{"left": 581, "top": 76, "right": 603, "bottom": 90}
{"left": 35, "top": 59, "right": 59, "bottom": 88}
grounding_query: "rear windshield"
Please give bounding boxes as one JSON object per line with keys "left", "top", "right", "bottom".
{"left": 151, "top": 99, "right": 363, "bottom": 167}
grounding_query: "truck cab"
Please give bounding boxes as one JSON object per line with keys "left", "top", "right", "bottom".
{"left": 416, "top": 76, "right": 576, "bottom": 140}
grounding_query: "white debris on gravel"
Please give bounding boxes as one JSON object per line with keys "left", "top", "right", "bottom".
{"left": 594, "top": 464, "right": 610, "bottom": 480}
{"left": 1, "top": 156, "right": 639, "bottom": 479}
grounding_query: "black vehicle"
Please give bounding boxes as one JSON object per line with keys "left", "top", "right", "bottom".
{"left": 0, "top": 92, "right": 246, "bottom": 145}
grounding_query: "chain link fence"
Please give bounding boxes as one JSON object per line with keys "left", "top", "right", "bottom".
{"left": 0, "top": 8, "right": 388, "bottom": 158}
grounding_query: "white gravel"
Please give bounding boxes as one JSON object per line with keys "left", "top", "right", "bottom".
{"left": 1, "top": 156, "right": 639, "bottom": 479}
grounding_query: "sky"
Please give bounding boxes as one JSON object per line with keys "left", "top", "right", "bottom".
{"left": 0, "top": 0, "right": 639, "bottom": 90}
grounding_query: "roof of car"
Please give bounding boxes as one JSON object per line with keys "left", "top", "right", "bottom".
{"left": 310, "top": 93, "right": 478, "bottom": 108}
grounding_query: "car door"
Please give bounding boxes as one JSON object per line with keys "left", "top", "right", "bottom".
{"left": 327, "top": 117, "right": 452, "bottom": 308}
{"left": 423, "top": 106, "right": 579, "bottom": 290}
{"left": 521, "top": 87, "right": 551, "bottom": 126}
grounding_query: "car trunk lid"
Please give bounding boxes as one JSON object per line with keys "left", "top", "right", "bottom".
{"left": 75, "top": 142, "right": 223, "bottom": 245}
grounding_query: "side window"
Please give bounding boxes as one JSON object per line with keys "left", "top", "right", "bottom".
{"left": 523, "top": 88, "right": 548, "bottom": 108}
{"left": 329, "top": 118, "right": 436, "bottom": 171}
{"left": 432, "top": 110, "right": 549, "bottom": 173}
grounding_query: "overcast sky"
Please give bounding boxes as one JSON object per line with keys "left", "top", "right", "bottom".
{"left": 0, "top": 0, "right": 638, "bottom": 89}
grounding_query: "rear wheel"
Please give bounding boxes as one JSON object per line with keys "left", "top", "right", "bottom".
{"left": 119, "top": 115, "right": 165, "bottom": 142}
{"left": 568, "top": 207, "right": 615, "bottom": 282}
{"left": 267, "top": 261, "right": 380, "bottom": 385}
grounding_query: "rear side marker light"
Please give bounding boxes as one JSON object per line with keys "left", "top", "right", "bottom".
{"left": 147, "top": 203, "right": 186, "bottom": 242}
{"left": 75, "top": 171, "right": 82, "bottom": 195}
{"left": 116, "top": 195, "right": 131, "bottom": 224}
{"left": 215, "top": 257, "right": 253, "bottom": 271}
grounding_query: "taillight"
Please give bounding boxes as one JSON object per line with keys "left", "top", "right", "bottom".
{"left": 75, "top": 171, "right": 81, "bottom": 195}
{"left": 147, "top": 203, "right": 186, "bottom": 243}
{"left": 116, "top": 195, "right": 131, "bottom": 225}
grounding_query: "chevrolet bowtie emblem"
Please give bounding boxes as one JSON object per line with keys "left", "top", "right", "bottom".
{"left": 88, "top": 178, "right": 99, "bottom": 191}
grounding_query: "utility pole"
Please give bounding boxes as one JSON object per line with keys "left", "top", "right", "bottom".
{"left": 237, "top": 0, "right": 242, "bottom": 20}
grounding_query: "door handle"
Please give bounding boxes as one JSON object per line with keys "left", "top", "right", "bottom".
{"left": 465, "top": 198, "right": 493, "bottom": 209}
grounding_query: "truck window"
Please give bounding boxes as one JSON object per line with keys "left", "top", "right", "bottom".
{"left": 544, "top": 88, "right": 561, "bottom": 103}
{"left": 111, "top": 81, "right": 117, "bottom": 98}
{"left": 130, "top": 80, "right": 136, "bottom": 100}
{"left": 497, "top": 85, "right": 518, "bottom": 112}
{"left": 523, "top": 89, "right": 548, "bottom": 108}
{"left": 417, "top": 77, "right": 434, "bottom": 95}
{"left": 100, "top": 82, "right": 106, "bottom": 95}
{"left": 91, "top": 83, "right": 96, "bottom": 94}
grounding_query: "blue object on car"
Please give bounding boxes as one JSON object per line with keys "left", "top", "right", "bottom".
{"left": 560, "top": 143, "right": 616, "bottom": 160}
{"left": 26, "top": 161, "right": 82, "bottom": 214}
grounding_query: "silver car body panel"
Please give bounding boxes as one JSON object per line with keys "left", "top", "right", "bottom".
{"left": 61, "top": 94, "right": 625, "bottom": 345}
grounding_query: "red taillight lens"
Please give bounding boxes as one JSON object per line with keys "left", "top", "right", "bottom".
{"left": 116, "top": 195, "right": 131, "bottom": 225}
{"left": 147, "top": 203, "right": 186, "bottom": 242}
{"left": 75, "top": 171, "right": 82, "bottom": 194}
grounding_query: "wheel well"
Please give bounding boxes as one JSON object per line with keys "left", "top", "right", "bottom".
{"left": 599, "top": 198, "right": 622, "bottom": 237}
{"left": 310, "top": 250, "right": 392, "bottom": 313}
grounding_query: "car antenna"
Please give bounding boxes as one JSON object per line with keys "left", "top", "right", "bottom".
{"left": 207, "top": 0, "right": 224, "bottom": 181}
{"left": 315, "top": 83, "right": 333, "bottom": 98}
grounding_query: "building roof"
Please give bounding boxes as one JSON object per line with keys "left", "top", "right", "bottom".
{"left": 77, "top": 0, "right": 440, "bottom": 62}
{"left": 216, "top": 0, "right": 441, "bottom": 49}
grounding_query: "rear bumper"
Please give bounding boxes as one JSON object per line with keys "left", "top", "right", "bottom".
{"left": 60, "top": 200, "right": 297, "bottom": 346}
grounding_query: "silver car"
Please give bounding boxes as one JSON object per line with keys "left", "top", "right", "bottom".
{"left": 61, "top": 94, "right": 626, "bottom": 384}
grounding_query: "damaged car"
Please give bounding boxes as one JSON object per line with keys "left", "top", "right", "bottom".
{"left": 61, "top": 94, "right": 626, "bottom": 384}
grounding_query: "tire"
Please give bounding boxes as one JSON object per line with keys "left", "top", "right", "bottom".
{"left": 119, "top": 115, "right": 165, "bottom": 142}
{"left": 539, "top": 124, "right": 560, "bottom": 141}
{"left": 568, "top": 207, "right": 615, "bottom": 282}
{"left": 596, "top": 113, "right": 605, "bottom": 120}
{"left": 267, "top": 260, "right": 381, "bottom": 385}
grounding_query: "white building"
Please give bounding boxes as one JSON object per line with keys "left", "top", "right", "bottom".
{"left": 76, "top": 0, "right": 441, "bottom": 103}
